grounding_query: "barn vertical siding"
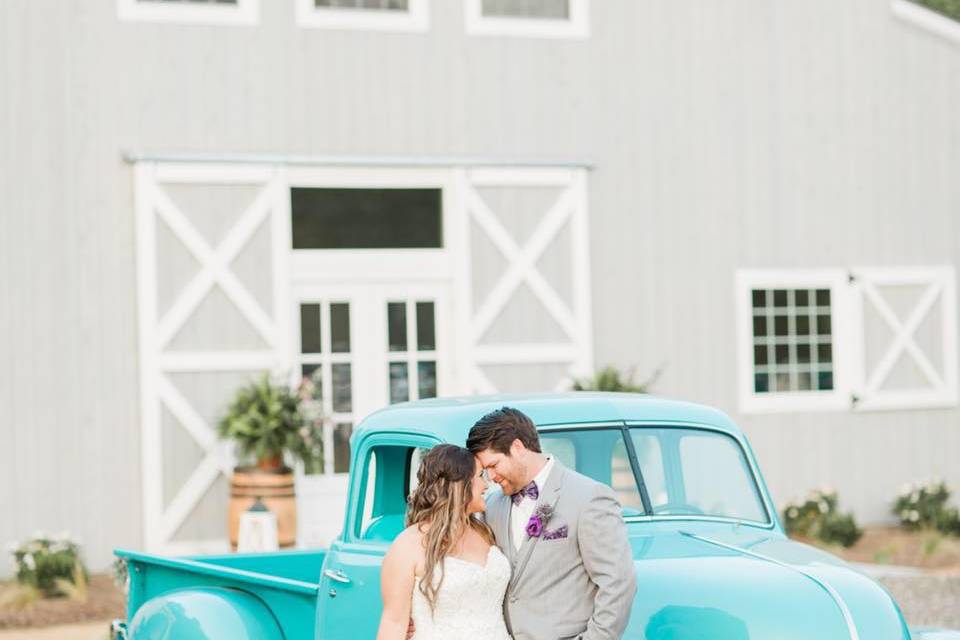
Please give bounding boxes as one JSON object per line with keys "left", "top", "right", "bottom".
{"left": 1, "top": 0, "right": 958, "bottom": 573}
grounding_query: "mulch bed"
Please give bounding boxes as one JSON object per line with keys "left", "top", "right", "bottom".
{"left": 793, "top": 526, "right": 960, "bottom": 573}
{"left": 0, "top": 575, "right": 125, "bottom": 630}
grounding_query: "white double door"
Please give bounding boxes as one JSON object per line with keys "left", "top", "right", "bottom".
{"left": 293, "top": 280, "right": 453, "bottom": 546}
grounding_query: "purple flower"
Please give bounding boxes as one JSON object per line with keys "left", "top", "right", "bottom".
{"left": 526, "top": 515, "right": 544, "bottom": 538}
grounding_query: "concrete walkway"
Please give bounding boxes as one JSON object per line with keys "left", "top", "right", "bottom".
{"left": 0, "top": 620, "right": 110, "bottom": 639}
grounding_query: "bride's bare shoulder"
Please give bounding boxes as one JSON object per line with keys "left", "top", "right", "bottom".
{"left": 390, "top": 524, "right": 426, "bottom": 553}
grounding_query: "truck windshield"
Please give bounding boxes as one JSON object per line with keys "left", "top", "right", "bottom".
{"left": 539, "top": 426, "right": 769, "bottom": 524}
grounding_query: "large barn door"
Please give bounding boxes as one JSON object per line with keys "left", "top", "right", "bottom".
{"left": 850, "top": 266, "right": 958, "bottom": 411}
{"left": 456, "top": 167, "right": 593, "bottom": 393}
{"left": 135, "top": 162, "right": 291, "bottom": 553}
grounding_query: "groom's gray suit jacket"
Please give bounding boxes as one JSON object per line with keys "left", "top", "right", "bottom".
{"left": 485, "top": 461, "right": 637, "bottom": 640}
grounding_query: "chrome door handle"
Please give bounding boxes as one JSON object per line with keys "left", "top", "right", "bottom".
{"left": 324, "top": 568, "right": 352, "bottom": 584}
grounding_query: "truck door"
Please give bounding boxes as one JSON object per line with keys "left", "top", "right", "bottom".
{"left": 317, "top": 435, "right": 437, "bottom": 638}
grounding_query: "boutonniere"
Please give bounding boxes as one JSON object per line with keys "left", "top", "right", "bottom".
{"left": 525, "top": 503, "right": 555, "bottom": 538}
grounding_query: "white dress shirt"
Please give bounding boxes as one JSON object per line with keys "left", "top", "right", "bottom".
{"left": 510, "top": 455, "right": 554, "bottom": 550}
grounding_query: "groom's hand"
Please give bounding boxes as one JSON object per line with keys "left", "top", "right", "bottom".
{"left": 406, "top": 618, "right": 415, "bottom": 639}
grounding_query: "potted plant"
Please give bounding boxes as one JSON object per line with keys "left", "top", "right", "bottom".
{"left": 218, "top": 373, "right": 323, "bottom": 550}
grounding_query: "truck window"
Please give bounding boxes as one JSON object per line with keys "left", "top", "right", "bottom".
{"left": 356, "top": 445, "right": 428, "bottom": 542}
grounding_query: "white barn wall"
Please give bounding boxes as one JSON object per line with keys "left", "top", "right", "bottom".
{"left": 0, "top": 0, "right": 958, "bottom": 574}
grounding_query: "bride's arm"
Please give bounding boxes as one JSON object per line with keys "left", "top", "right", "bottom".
{"left": 377, "top": 533, "right": 417, "bottom": 640}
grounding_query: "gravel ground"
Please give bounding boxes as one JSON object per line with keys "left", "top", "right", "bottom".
{"left": 877, "top": 574, "right": 960, "bottom": 629}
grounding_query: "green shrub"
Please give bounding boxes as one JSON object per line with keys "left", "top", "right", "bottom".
{"left": 782, "top": 488, "right": 863, "bottom": 548}
{"left": 910, "top": 0, "right": 960, "bottom": 22}
{"left": 218, "top": 373, "right": 323, "bottom": 471}
{"left": 572, "top": 365, "right": 663, "bottom": 393}
{"left": 893, "top": 479, "right": 960, "bottom": 535}
{"left": 6, "top": 533, "right": 87, "bottom": 598}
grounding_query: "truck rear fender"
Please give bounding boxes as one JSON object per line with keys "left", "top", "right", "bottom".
{"left": 127, "top": 586, "right": 284, "bottom": 639}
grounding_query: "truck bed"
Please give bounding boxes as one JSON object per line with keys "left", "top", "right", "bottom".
{"left": 116, "top": 548, "right": 325, "bottom": 639}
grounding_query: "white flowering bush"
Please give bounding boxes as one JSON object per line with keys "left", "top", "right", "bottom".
{"left": 782, "top": 487, "right": 862, "bottom": 548}
{"left": 6, "top": 532, "right": 88, "bottom": 598}
{"left": 893, "top": 479, "right": 960, "bottom": 535}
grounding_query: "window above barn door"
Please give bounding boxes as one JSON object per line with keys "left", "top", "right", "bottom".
{"left": 465, "top": 0, "right": 589, "bottom": 38}
{"left": 736, "top": 267, "right": 958, "bottom": 414}
{"left": 296, "top": 0, "right": 429, "bottom": 32}
{"left": 117, "top": 0, "right": 259, "bottom": 25}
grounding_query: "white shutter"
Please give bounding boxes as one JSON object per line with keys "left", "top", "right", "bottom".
{"left": 455, "top": 167, "right": 593, "bottom": 394}
{"left": 849, "top": 266, "right": 958, "bottom": 411}
{"left": 135, "top": 162, "right": 292, "bottom": 553}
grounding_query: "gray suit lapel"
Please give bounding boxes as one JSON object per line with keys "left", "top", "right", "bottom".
{"left": 499, "top": 492, "right": 515, "bottom": 562}
{"left": 509, "top": 462, "right": 566, "bottom": 591}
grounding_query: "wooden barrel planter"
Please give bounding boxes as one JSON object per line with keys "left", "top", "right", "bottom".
{"left": 228, "top": 467, "right": 297, "bottom": 550}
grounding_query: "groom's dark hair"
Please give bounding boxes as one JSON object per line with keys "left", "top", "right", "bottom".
{"left": 467, "top": 406, "right": 541, "bottom": 455}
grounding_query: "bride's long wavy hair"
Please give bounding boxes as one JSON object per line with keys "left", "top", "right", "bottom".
{"left": 406, "top": 444, "right": 495, "bottom": 614}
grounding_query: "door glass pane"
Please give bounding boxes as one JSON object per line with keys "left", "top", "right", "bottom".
{"left": 388, "top": 302, "right": 407, "bottom": 352}
{"left": 417, "top": 361, "right": 437, "bottom": 399}
{"left": 301, "top": 364, "right": 322, "bottom": 399}
{"left": 330, "top": 303, "right": 351, "bottom": 353}
{"left": 291, "top": 188, "right": 442, "bottom": 250}
{"left": 333, "top": 422, "right": 353, "bottom": 473}
{"left": 416, "top": 302, "right": 435, "bottom": 351}
{"left": 389, "top": 362, "right": 409, "bottom": 404}
{"left": 300, "top": 303, "right": 322, "bottom": 353}
{"left": 332, "top": 363, "right": 352, "bottom": 412}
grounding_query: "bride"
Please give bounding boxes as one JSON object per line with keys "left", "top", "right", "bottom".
{"left": 376, "top": 444, "right": 512, "bottom": 640}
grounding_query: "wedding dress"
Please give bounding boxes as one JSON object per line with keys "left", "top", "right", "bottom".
{"left": 410, "top": 545, "right": 513, "bottom": 640}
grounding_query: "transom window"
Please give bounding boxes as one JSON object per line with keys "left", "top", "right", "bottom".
{"left": 750, "top": 288, "right": 834, "bottom": 394}
{"left": 465, "top": 0, "right": 589, "bottom": 38}
{"left": 116, "top": 0, "right": 258, "bottom": 25}
{"left": 291, "top": 187, "right": 443, "bottom": 250}
{"left": 296, "top": 0, "right": 429, "bottom": 31}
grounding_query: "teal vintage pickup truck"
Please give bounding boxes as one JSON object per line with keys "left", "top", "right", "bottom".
{"left": 113, "top": 393, "right": 960, "bottom": 639}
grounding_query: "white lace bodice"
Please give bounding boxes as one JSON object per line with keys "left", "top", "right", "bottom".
{"left": 410, "top": 545, "right": 513, "bottom": 640}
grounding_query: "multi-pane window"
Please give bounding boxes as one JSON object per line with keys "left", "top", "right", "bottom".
{"left": 117, "top": 0, "right": 258, "bottom": 24}
{"left": 387, "top": 300, "right": 438, "bottom": 404}
{"left": 299, "top": 301, "right": 354, "bottom": 474}
{"left": 750, "top": 288, "right": 834, "bottom": 394}
{"left": 481, "top": 0, "right": 570, "bottom": 19}
{"left": 466, "top": 0, "right": 588, "bottom": 38}
{"left": 296, "top": 0, "right": 428, "bottom": 31}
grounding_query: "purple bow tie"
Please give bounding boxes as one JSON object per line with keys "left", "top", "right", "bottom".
{"left": 511, "top": 481, "right": 539, "bottom": 506}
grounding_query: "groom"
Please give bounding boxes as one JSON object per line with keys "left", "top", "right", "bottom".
{"left": 467, "top": 407, "right": 637, "bottom": 640}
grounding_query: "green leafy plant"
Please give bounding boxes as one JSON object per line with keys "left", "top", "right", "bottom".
{"left": 782, "top": 488, "right": 863, "bottom": 548}
{"left": 6, "top": 533, "right": 88, "bottom": 599}
{"left": 218, "top": 373, "right": 324, "bottom": 471}
{"left": 572, "top": 365, "right": 663, "bottom": 393}
{"left": 909, "top": 0, "right": 960, "bottom": 22}
{"left": 893, "top": 479, "right": 960, "bottom": 535}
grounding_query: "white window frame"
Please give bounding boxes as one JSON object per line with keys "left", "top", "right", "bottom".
{"left": 465, "top": 0, "right": 589, "bottom": 39}
{"left": 295, "top": 0, "right": 429, "bottom": 33}
{"left": 117, "top": 0, "right": 259, "bottom": 26}
{"left": 735, "top": 269, "right": 854, "bottom": 414}
{"left": 891, "top": 0, "right": 960, "bottom": 46}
